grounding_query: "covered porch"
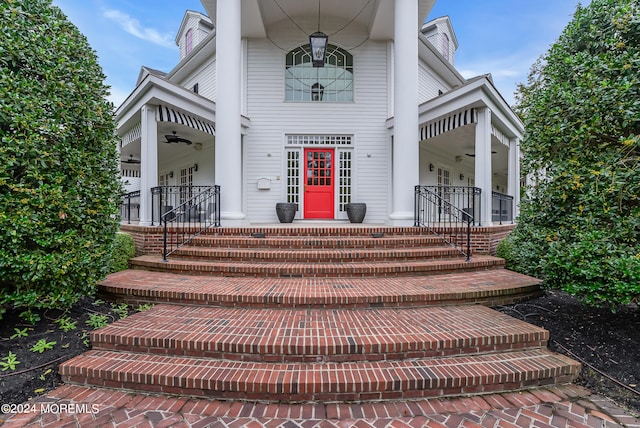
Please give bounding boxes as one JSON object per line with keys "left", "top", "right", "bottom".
{"left": 117, "top": 74, "right": 227, "bottom": 226}
{"left": 416, "top": 75, "right": 523, "bottom": 227}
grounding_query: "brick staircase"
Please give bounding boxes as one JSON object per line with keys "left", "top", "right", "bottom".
{"left": 59, "top": 226, "right": 580, "bottom": 402}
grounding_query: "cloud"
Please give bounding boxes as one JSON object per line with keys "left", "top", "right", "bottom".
{"left": 103, "top": 9, "right": 175, "bottom": 49}
{"left": 106, "top": 85, "right": 131, "bottom": 109}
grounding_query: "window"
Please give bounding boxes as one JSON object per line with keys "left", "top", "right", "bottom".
{"left": 285, "top": 44, "right": 353, "bottom": 102}
{"left": 179, "top": 166, "right": 194, "bottom": 204}
{"left": 159, "top": 172, "right": 171, "bottom": 187}
{"left": 440, "top": 33, "right": 450, "bottom": 61}
{"left": 185, "top": 29, "right": 193, "bottom": 55}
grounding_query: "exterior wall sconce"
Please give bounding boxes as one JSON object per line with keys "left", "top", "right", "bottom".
{"left": 429, "top": 163, "right": 434, "bottom": 172}
{"left": 460, "top": 174, "right": 465, "bottom": 181}
{"left": 193, "top": 163, "right": 198, "bottom": 172}
{"left": 169, "top": 171, "right": 174, "bottom": 178}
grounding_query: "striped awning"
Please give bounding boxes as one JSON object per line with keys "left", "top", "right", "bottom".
{"left": 156, "top": 105, "right": 215, "bottom": 136}
{"left": 420, "top": 108, "right": 476, "bottom": 141}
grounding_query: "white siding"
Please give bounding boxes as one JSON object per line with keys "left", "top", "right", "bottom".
{"left": 243, "top": 32, "right": 390, "bottom": 224}
{"left": 177, "top": 59, "right": 217, "bottom": 101}
{"left": 418, "top": 59, "right": 451, "bottom": 104}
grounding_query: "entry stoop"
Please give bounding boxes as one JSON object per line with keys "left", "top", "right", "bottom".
{"left": 60, "top": 226, "right": 581, "bottom": 403}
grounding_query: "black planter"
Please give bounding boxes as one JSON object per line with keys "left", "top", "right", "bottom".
{"left": 345, "top": 203, "right": 366, "bottom": 223}
{"left": 276, "top": 202, "right": 297, "bottom": 223}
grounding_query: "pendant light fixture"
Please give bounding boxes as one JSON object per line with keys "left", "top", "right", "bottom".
{"left": 309, "top": 0, "right": 328, "bottom": 67}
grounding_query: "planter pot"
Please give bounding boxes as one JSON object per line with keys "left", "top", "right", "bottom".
{"left": 276, "top": 202, "right": 297, "bottom": 223}
{"left": 345, "top": 203, "right": 366, "bottom": 223}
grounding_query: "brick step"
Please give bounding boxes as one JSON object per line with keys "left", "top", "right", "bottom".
{"left": 188, "top": 234, "right": 447, "bottom": 249}
{"left": 59, "top": 348, "right": 581, "bottom": 402}
{"left": 168, "top": 246, "right": 463, "bottom": 263}
{"left": 129, "top": 255, "right": 505, "bottom": 278}
{"left": 200, "top": 226, "right": 437, "bottom": 238}
{"left": 99, "top": 269, "right": 542, "bottom": 308}
{"left": 91, "top": 304, "right": 549, "bottom": 362}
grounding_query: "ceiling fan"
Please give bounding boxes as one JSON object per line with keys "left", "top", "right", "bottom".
{"left": 164, "top": 131, "right": 192, "bottom": 145}
{"left": 122, "top": 154, "right": 141, "bottom": 164}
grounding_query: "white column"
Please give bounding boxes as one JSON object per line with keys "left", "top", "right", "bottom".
{"left": 389, "top": 0, "right": 419, "bottom": 226}
{"left": 508, "top": 137, "right": 521, "bottom": 219}
{"left": 138, "top": 105, "right": 158, "bottom": 226}
{"left": 215, "top": 0, "right": 247, "bottom": 225}
{"left": 474, "top": 107, "right": 493, "bottom": 226}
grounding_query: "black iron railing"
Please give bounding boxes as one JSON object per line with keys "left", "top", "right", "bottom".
{"left": 492, "top": 191, "right": 514, "bottom": 224}
{"left": 151, "top": 186, "right": 212, "bottom": 226}
{"left": 120, "top": 190, "right": 140, "bottom": 224}
{"left": 155, "top": 185, "right": 221, "bottom": 261}
{"left": 422, "top": 186, "right": 482, "bottom": 226}
{"left": 414, "top": 186, "right": 473, "bottom": 261}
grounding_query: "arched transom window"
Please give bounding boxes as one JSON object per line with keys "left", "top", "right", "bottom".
{"left": 285, "top": 44, "right": 353, "bottom": 102}
{"left": 440, "top": 33, "right": 450, "bottom": 61}
{"left": 185, "top": 29, "right": 193, "bottom": 55}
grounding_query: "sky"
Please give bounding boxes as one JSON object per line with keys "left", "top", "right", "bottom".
{"left": 52, "top": 0, "right": 588, "bottom": 107}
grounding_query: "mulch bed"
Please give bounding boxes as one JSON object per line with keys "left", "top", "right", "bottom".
{"left": 497, "top": 289, "right": 640, "bottom": 414}
{"left": 1, "top": 290, "right": 638, "bottom": 416}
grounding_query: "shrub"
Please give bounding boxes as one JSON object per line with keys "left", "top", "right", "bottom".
{"left": 109, "top": 233, "right": 135, "bottom": 273}
{"left": 511, "top": 0, "right": 640, "bottom": 307}
{"left": 0, "top": 0, "right": 121, "bottom": 317}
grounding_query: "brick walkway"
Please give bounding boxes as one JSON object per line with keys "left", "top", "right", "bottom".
{"left": 2, "top": 384, "right": 639, "bottom": 427}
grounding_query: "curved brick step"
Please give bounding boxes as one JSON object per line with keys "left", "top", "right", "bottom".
{"left": 168, "top": 246, "right": 462, "bottom": 263}
{"left": 201, "top": 226, "right": 436, "bottom": 237}
{"left": 91, "top": 304, "right": 549, "bottom": 362}
{"left": 99, "top": 269, "right": 542, "bottom": 308}
{"left": 129, "top": 255, "right": 504, "bottom": 278}
{"left": 59, "top": 348, "right": 581, "bottom": 402}
{"left": 189, "top": 234, "right": 447, "bottom": 250}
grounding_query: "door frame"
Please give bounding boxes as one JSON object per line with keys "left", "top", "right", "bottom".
{"left": 283, "top": 135, "right": 355, "bottom": 220}
{"left": 303, "top": 147, "right": 335, "bottom": 219}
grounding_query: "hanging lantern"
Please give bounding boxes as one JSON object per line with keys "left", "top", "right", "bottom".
{"left": 309, "top": 31, "right": 328, "bottom": 67}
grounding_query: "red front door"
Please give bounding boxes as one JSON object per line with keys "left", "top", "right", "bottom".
{"left": 304, "top": 148, "right": 334, "bottom": 219}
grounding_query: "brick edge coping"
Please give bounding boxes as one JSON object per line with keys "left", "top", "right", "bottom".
{"left": 3, "top": 384, "right": 639, "bottom": 427}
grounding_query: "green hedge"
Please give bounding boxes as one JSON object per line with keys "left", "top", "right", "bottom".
{"left": 109, "top": 233, "right": 136, "bottom": 273}
{"left": 0, "top": 0, "right": 121, "bottom": 319}
{"left": 509, "top": 0, "right": 640, "bottom": 307}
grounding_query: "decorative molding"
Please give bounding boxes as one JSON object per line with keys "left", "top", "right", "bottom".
{"left": 120, "top": 122, "right": 141, "bottom": 148}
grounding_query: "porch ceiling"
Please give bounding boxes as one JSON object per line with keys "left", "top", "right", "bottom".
{"left": 200, "top": 0, "right": 435, "bottom": 39}
{"left": 120, "top": 121, "right": 215, "bottom": 165}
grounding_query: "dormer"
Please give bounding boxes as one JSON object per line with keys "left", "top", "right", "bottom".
{"left": 421, "top": 16, "right": 458, "bottom": 65}
{"left": 176, "top": 10, "right": 214, "bottom": 61}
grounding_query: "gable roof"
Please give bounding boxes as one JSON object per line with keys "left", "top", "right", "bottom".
{"left": 175, "top": 9, "right": 213, "bottom": 43}
{"left": 421, "top": 16, "right": 459, "bottom": 50}
{"left": 136, "top": 66, "right": 167, "bottom": 87}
